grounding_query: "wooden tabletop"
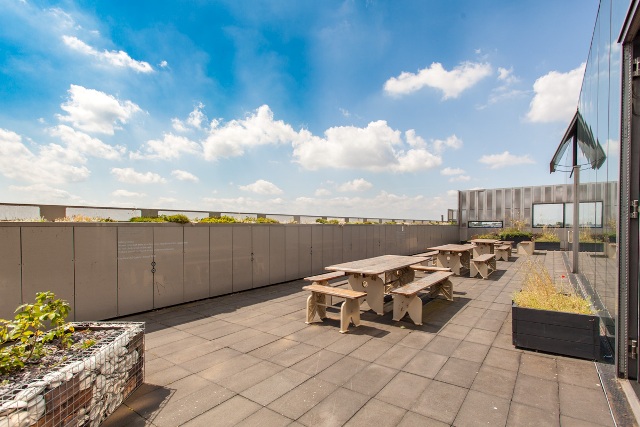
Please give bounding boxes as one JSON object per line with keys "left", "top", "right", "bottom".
{"left": 427, "top": 244, "right": 475, "bottom": 252}
{"left": 469, "top": 239, "right": 500, "bottom": 244}
{"left": 325, "top": 254, "right": 428, "bottom": 275}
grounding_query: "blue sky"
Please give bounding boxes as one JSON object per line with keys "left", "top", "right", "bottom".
{"left": 0, "top": 0, "right": 602, "bottom": 219}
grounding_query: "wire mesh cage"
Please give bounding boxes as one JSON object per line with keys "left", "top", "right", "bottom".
{"left": 0, "top": 322, "right": 144, "bottom": 427}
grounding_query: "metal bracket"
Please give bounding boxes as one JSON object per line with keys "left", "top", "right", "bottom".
{"left": 630, "top": 339, "right": 638, "bottom": 359}
{"left": 633, "top": 58, "right": 640, "bottom": 78}
{"left": 631, "top": 200, "right": 639, "bottom": 219}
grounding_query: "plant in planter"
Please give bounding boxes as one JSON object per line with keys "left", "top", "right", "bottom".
{"left": 533, "top": 225, "right": 561, "bottom": 251}
{"left": 0, "top": 292, "right": 144, "bottom": 427}
{"left": 512, "top": 260, "right": 599, "bottom": 360}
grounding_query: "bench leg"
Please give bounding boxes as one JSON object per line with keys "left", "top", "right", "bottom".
{"left": 428, "top": 280, "right": 453, "bottom": 301}
{"left": 392, "top": 295, "right": 423, "bottom": 325}
{"left": 306, "top": 292, "right": 327, "bottom": 324}
{"left": 350, "top": 275, "right": 385, "bottom": 315}
{"left": 339, "top": 299, "right": 361, "bottom": 333}
{"left": 470, "top": 261, "right": 479, "bottom": 278}
{"left": 477, "top": 262, "right": 489, "bottom": 279}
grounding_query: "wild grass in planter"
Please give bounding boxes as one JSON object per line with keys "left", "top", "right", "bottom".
{"left": 513, "top": 259, "right": 592, "bottom": 315}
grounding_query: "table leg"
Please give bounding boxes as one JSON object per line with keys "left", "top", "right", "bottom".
{"left": 349, "top": 274, "right": 385, "bottom": 315}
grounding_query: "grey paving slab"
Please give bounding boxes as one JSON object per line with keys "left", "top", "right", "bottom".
{"left": 450, "top": 340, "right": 490, "bottom": 363}
{"left": 402, "top": 350, "right": 448, "bottom": 379}
{"left": 559, "top": 383, "right": 615, "bottom": 426}
{"left": 342, "top": 362, "right": 398, "bottom": 397}
{"left": 375, "top": 371, "right": 432, "bottom": 410}
{"left": 240, "top": 368, "right": 311, "bottom": 406}
{"left": 216, "top": 360, "right": 284, "bottom": 392}
{"left": 410, "top": 379, "right": 468, "bottom": 425}
{"left": 512, "top": 373, "right": 560, "bottom": 414}
{"left": 471, "top": 364, "right": 518, "bottom": 399}
{"left": 397, "top": 411, "right": 449, "bottom": 427}
{"left": 423, "top": 335, "right": 461, "bottom": 356}
{"left": 374, "top": 343, "right": 420, "bottom": 370}
{"left": 290, "top": 349, "right": 344, "bottom": 376}
{"left": 235, "top": 407, "right": 293, "bottom": 427}
{"left": 484, "top": 346, "right": 521, "bottom": 371}
{"left": 267, "top": 377, "right": 339, "bottom": 420}
{"left": 520, "top": 352, "right": 558, "bottom": 381}
{"left": 348, "top": 338, "right": 394, "bottom": 362}
{"left": 453, "top": 389, "right": 510, "bottom": 427}
{"left": 507, "top": 401, "right": 560, "bottom": 427}
{"left": 183, "top": 395, "right": 262, "bottom": 427}
{"left": 344, "top": 398, "right": 406, "bottom": 427}
{"left": 297, "top": 387, "right": 369, "bottom": 426}
{"left": 435, "top": 357, "right": 481, "bottom": 389}
{"left": 315, "top": 355, "right": 369, "bottom": 386}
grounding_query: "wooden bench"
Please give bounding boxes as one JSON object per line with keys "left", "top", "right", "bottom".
{"left": 304, "top": 271, "right": 345, "bottom": 286}
{"left": 495, "top": 244, "right": 511, "bottom": 261}
{"left": 303, "top": 284, "right": 367, "bottom": 333}
{"left": 518, "top": 241, "right": 535, "bottom": 256}
{"left": 412, "top": 251, "right": 439, "bottom": 266}
{"left": 391, "top": 271, "right": 454, "bottom": 325}
{"left": 470, "top": 253, "right": 497, "bottom": 279}
{"left": 411, "top": 265, "right": 452, "bottom": 273}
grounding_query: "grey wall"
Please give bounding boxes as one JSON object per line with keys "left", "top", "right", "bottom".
{"left": 0, "top": 223, "right": 459, "bottom": 321}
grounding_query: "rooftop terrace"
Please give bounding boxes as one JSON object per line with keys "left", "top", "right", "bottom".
{"left": 100, "top": 251, "right": 632, "bottom": 427}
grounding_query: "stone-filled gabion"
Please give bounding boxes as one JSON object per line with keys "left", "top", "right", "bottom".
{"left": 0, "top": 322, "right": 144, "bottom": 427}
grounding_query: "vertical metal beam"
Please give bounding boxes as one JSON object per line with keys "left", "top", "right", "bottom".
{"left": 573, "top": 164, "right": 580, "bottom": 273}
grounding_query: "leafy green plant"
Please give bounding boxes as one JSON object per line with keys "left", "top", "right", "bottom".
{"left": 130, "top": 214, "right": 190, "bottom": 224}
{"left": 513, "top": 260, "right": 592, "bottom": 315}
{"left": 198, "top": 215, "right": 239, "bottom": 223}
{"left": 533, "top": 225, "right": 560, "bottom": 242}
{"left": 0, "top": 292, "right": 73, "bottom": 374}
{"left": 255, "top": 217, "right": 279, "bottom": 224}
{"left": 498, "top": 230, "right": 532, "bottom": 241}
{"left": 316, "top": 218, "right": 340, "bottom": 224}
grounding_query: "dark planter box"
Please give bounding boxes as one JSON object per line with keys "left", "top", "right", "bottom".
{"left": 568, "top": 242, "right": 605, "bottom": 252}
{"left": 501, "top": 236, "right": 532, "bottom": 248}
{"left": 533, "top": 241, "right": 561, "bottom": 251}
{"left": 512, "top": 303, "right": 599, "bottom": 360}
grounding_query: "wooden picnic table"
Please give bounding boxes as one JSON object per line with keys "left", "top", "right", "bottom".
{"left": 325, "top": 255, "right": 428, "bottom": 315}
{"left": 468, "top": 238, "right": 501, "bottom": 258}
{"left": 427, "top": 244, "right": 475, "bottom": 276}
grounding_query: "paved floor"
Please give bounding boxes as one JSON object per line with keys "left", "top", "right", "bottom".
{"left": 103, "top": 251, "right": 620, "bottom": 426}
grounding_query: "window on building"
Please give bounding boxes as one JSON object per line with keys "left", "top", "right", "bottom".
{"left": 532, "top": 203, "right": 564, "bottom": 227}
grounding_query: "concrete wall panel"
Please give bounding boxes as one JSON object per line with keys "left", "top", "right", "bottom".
{"left": 332, "top": 226, "right": 343, "bottom": 265}
{"left": 0, "top": 227, "right": 21, "bottom": 320}
{"left": 184, "top": 227, "right": 209, "bottom": 302}
{"left": 252, "top": 226, "right": 270, "bottom": 288}
{"left": 311, "top": 226, "right": 323, "bottom": 275}
{"left": 117, "top": 227, "right": 154, "bottom": 316}
{"left": 153, "top": 227, "right": 184, "bottom": 308}
{"left": 210, "top": 226, "right": 232, "bottom": 296}
{"left": 21, "top": 227, "right": 75, "bottom": 314}
{"left": 342, "top": 226, "right": 353, "bottom": 261}
{"left": 232, "top": 225, "right": 252, "bottom": 291}
{"left": 285, "top": 226, "right": 299, "bottom": 280}
{"left": 299, "top": 226, "right": 312, "bottom": 278}
{"left": 269, "top": 226, "right": 286, "bottom": 284}
{"left": 74, "top": 227, "right": 117, "bottom": 321}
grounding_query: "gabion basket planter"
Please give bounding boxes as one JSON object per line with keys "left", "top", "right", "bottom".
{"left": 512, "top": 303, "right": 599, "bottom": 360}
{"left": 0, "top": 322, "right": 144, "bottom": 427}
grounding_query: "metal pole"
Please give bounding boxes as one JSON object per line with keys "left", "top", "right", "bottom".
{"left": 573, "top": 165, "right": 580, "bottom": 273}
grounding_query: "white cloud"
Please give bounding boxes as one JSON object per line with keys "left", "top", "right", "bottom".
{"left": 293, "top": 120, "right": 441, "bottom": 172}
{"left": 8, "top": 183, "right": 85, "bottom": 204}
{"left": 48, "top": 125, "right": 124, "bottom": 160}
{"left": 449, "top": 175, "right": 471, "bottom": 182}
{"left": 526, "top": 63, "right": 585, "bottom": 123}
{"left": 239, "top": 179, "right": 283, "bottom": 195}
{"left": 131, "top": 133, "right": 201, "bottom": 160}
{"left": 441, "top": 167, "right": 465, "bottom": 176}
{"left": 159, "top": 60, "right": 168, "bottom": 68}
{"left": 62, "top": 35, "right": 153, "bottom": 73}
{"left": 57, "top": 85, "right": 142, "bottom": 135}
{"left": 171, "top": 169, "right": 199, "bottom": 183}
{"left": 0, "top": 128, "right": 90, "bottom": 184}
{"left": 497, "top": 67, "right": 517, "bottom": 84}
{"left": 315, "top": 188, "right": 332, "bottom": 197}
{"left": 112, "top": 189, "right": 146, "bottom": 198}
{"left": 338, "top": 178, "right": 373, "bottom": 192}
{"left": 478, "top": 151, "right": 535, "bottom": 169}
{"left": 384, "top": 61, "right": 492, "bottom": 99}
{"left": 339, "top": 108, "right": 351, "bottom": 118}
{"left": 433, "top": 135, "right": 463, "bottom": 153}
{"left": 203, "top": 105, "right": 299, "bottom": 160}
{"left": 111, "top": 167, "right": 166, "bottom": 184}
{"left": 172, "top": 103, "right": 207, "bottom": 132}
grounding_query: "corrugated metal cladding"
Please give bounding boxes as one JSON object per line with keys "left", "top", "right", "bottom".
{"left": 458, "top": 182, "right": 618, "bottom": 228}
